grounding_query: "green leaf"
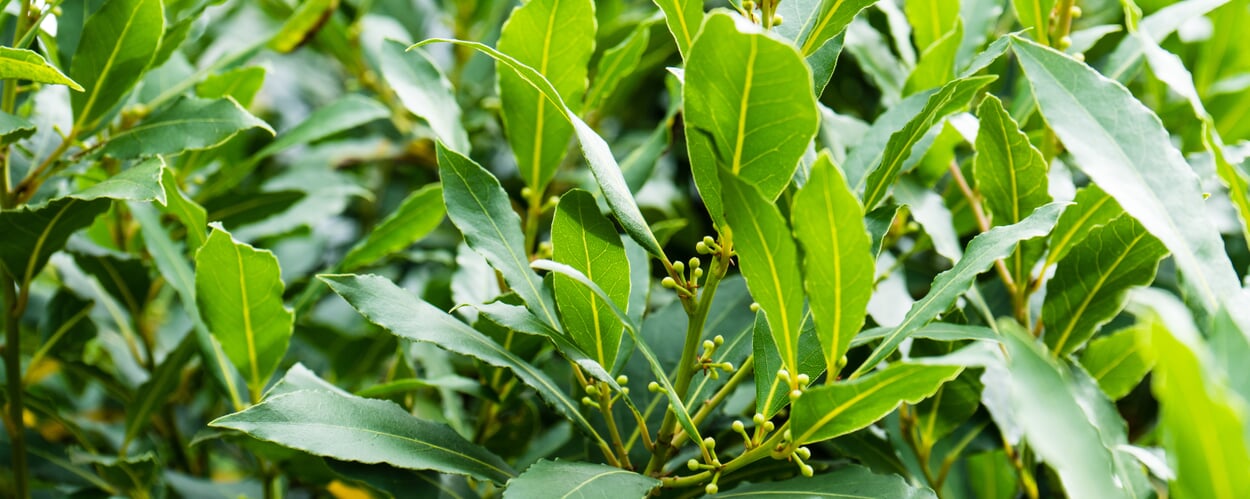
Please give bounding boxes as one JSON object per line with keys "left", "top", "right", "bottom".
{"left": 502, "top": 460, "right": 658, "bottom": 498}
{"left": 70, "top": 250, "right": 151, "bottom": 317}
{"left": 0, "top": 111, "right": 35, "bottom": 145}
{"left": 684, "top": 12, "right": 819, "bottom": 225}
{"left": 198, "top": 94, "right": 388, "bottom": 200}
{"left": 210, "top": 389, "right": 514, "bottom": 483}
{"left": 973, "top": 95, "right": 1050, "bottom": 228}
{"left": 843, "top": 90, "right": 932, "bottom": 190}
{"left": 719, "top": 464, "right": 937, "bottom": 498}
{"left": 195, "top": 225, "right": 294, "bottom": 399}
{"left": 721, "top": 174, "right": 805, "bottom": 385}
{"left": 531, "top": 259, "right": 707, "bottom": 450}
{"left": 904, "top": 20, "right": 964, "bottom": 94}
{"left": 268, "top": 0, "right": 338, "bottom": 53}
{"left": 791, "top": 153, "right": 873, "bottom": 374}
{"left": 320, "top": 274, "right": 606, "bottom": 445}
{"left": 102, "top": 96, "right": 272, "bottom": 158}
{"left": 853, "top": 322, "right": 998, "bottom": 346}
{"left": 861, "top": 75, "right": 996, "bottom": 210}
{"left": 411, "top": 39, "right": 667, "bottom": 261}
{"left": 497, "top": 0, "right": 595, "bottom": 194}
{"left": 1045, "top": 184, "right": 1123, "bottom": 267}
{"left": 904, "top": 0, "right": 960, "bottom": 51}
{"left": 1134, "top": 289, "right": 1250, "bottom": 499}
{"left": 791, "top": 0, "right": 879, "bottom": 60}
{"left": 380, "top": 40, "right": 469, "bottom": 154}
{"left": 70, "top": 0, "right": 164, "bottom": 133}
{"left": 852, "top": 203, "right": 1064, "bottom": 377}
{"left": 584, "top": 22, "right": 650, "bottom": 114}
{"left": 753, "top": 312, "right": 827, "bottom": 418}
{"left": 1012, "top": 0, "right": 1056, "bottom": 45}
{"left": 195, "top": 66, "right": 266, "bottom": 108}
{"left": 1042, "top": 214, "right": 1167, "bottom": 355}
{"left": 998, "top": 326, "right": 1138, "bottom": 499}
{"left": 437, "top": 143, "right": 560, "bottom": 330}
{"left": 1078, "top": 325, "right": 1154, "bottom": 400}
{"left": 913, "top": 372, "right": 983, "bottom": 445}
{"left": 129, "top": 202, "right": 246, "bottom": 410}
{"left": 1011, "top": 36, "right": 1244, "bottom": 318}
{"left": 1102, "top": 0, "right": 1226, "bottom": 82}
{"left": 340, "top": 183, "right": 445, "bottom": 272}
{"left": 0, "top": 158, "right": 165, "bottom": 283}
{"left": 774, "top": 0, "right": 856, "bottom": 94}
{"left": 160, "top": 172, "right": 208, "bottom": 250}
{"left": 551, "top": 190, "right": 631, "bottom": 369}
{"left": 0, "top": 46, "right": 83, "bottom": 91}
{"left": 651, "top": 0, "right": 703, "bottom": 58}
{"left": 792, "top": 362, "right": 964, "bottom": 444}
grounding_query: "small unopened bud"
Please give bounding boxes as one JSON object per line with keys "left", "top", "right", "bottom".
{"left": 703, "top": 340, "right": 716, "bottom": 352}
{"left": 719, "top": 362, "right": 735, "bottom": 372}
{"left": 616, "top": 375, "right": 629, "bottom": 385}
{"left": 673, "top": 261, "right": 685, "bottom": 274}
{"left": 742, "top": 1, "right": 756, "bottom": 10}
{"left": 585, "top": 384, "right": 600, "bottom": 396}
{"left": 662, "top": 277, "right": 678, "bottom": 288}
{"left": 713, "top": 335, "right": 724, "bottom": 346}
{"left": 796, "top": 374, "right": 810, "bottom": 386}
{"left": 1070, "top": 5, "right": 1082, "bottom": 17}
{"left": 800, "top": 464, "right": 814, "bottom": 477}
{"left": 648, "top": 381, "right": 662, "bottom": 392}
{"left": 703, "top": 236, "right": 717, "bottom": 247}
{"left": 772, "top": 14, "right": 783, "bottom": 25}
{"left": 689, "top": 257, "right": 701, "bottom": 269}
{"left": 764, "top": 421, "right": 775, "bottom": 432}
{"left": 693, "top": 268, "right": 704, "bottom": 279}
{"left": 753, "top": 413, "right": 767, "bottom": 426}
{"left": 732, "top": 420, "right": 745, "bottom": 433}
{"left": 703, "top": 437, "right": 717, "bottom": 449}
{"left": 1058, "top": 36, "right": 1072, "bottom": 50}
{"left": 687, "top": 458, "right": 701, "bottom": 471}
{"left": 620, "top": 387, "right": 630, "bottom": 395}
{"left": 796, "top": 446, "right": 811, "bottom": 460}
{"left": 705, "top": 483, "right": 719, "bottom": 495}
{"left": 750, "top": 303, "right": 761, "bottom": 312}
{"left": 776, "top": 369, "right": 791, "bottom": 382}
{"left": 696, "top": 241, "right": 710, "bottom": 254}
{"left": 789, "top": 389, "right": 803, "bottom": 401}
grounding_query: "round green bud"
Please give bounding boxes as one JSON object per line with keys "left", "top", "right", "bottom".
{"left": 585, "top": 384, "right": 600, "bottom": 396}
{"left": 789, "top": 389, "right": 803, "bottom": 401}
{"left": 732, "top": 420, "right": 745, "bottom": 433}
{"left": 749, "top": 302, "right": 761, "bottom": 312}
{"left": 689, "top": 257, "right": 701, "bottom": 269}
{"left": 800, "top": 464, "right": 814, "bottom": 477}
{"left": 753, "top": 413, "right": 767, "bottom": 426}
{"left": 1070, "top": 5, "right": 1083, "bottom": 17}
{"left": 662, "top": 277, "right": 678, "bottom": 288}
{"left": 703, "top": 339, "right": 716, "bottom": 352}
{"left": 764, "top": 421, "right": 775, "bottom": 432}
{"left": 696, "top": 241, "right": 710, "bottom": 254}
{"left": 772, "top": 14, "right": 783, "bottom": 25}
{"left": 714, "top": 335, "right": 725, "bottom": 346}
{"left": 704, "top": 437, "right": 717, "bottom": 449}
{"left": 693, "top": 268, "right": 704, "bottom": 279}
{"left": 616, "top": 375, "right": 629, "bottom": 385}
{"left": 796, "top": 374, "right": 810, "bottom": 386}
{"left": 648, "top": 381, "right": 662, "bottom": 392}
{"left": 703, "top": 236, "right": 717, "bottom": 247}
{"left": 705, "top": 483, "right": 719, "bottom": 495}
{"left": 688, "top": 459, "right": 701, "bottom": 471}
{"left": 673, "top": 261, "right": 685, "bottom": 274}
{"left": 796, "top": 447, "right": 811, "bottom": 460}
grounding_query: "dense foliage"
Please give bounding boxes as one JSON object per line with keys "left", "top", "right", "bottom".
{"left": 2, "top": 0, "right": 1250, "bottom": 497}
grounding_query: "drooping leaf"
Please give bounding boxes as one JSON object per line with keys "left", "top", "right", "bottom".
{"left": 340, "top": 183, "right": 445, "bottom": 271}
{"left": 0, "top": 159, "right": 165, "bottom": 283}
{"left": 721, "top": 174, "right": 805, "bottom": 386}
{"left": 1011, "top": 36, "right": 1244, "bottom": 319}
{"left": 70, "top": 0, "right": 164, "bottom": 133}
{"left": 684, "top": 12, "right": 819, "bottom": 225}
{"left": 1045, "top": 184, "right": 1123, "bottom": 267}
{"left": 1134, "top": 289, "right": 1250, "bottom": 499}
{"left": 530, "top": 259, "right": 707, "bottom": 450}
{"left": 551, "top": 189, "right": 631, "bottom": 369}
{"left": 999, "top": 326, "right": 1137, "bottom": 499}
{"left": 320, "top": 274, "right": 607, "bottom": 445}
{"left": 791, "top": 153, "right": 873, "bottom": 374}
{"left": 651, "top": 0, "right": 703, "bottom": 58}
{"left": 436, "top": 143, "right": 560, "bottom": 330}
{"left": 210, "top": 389, "right": 514, "bottom": 484}
{"left": 792, "top": 363, "right": 964, "bottom": 444}
{"left": 719, "top": 465, "right": 937, "bottom": 498}
{"left": 195, "top": 225, "right": 294, "bottom": 399}
{"left": 102, "top": 96, "right": 272, "bottom": 158}
{"left": 411, "top": 39, "right": 667, "bottom": 260}
{"left": 380, "top": 40, "right": 469, "bottom": 154}
{"left": 1042, "top": 214, "right": 1167, "bottom": 356}
{"left": 502, "top": 460, "right": 658, "bottom": 498}
{"left": 0, "top": 46, "right": 83, "bottom": 91}
{"left": 852, "top": 203, "right": 1064, "bottom": 377}
{"left": 861, "top": 75, "right": 996, "bottom": 209}
{"left": 1078, "top": 325, "right": 1154, "bottom": 400}
{"left": 497, "top": 0, "right": 595, "bottom": 195}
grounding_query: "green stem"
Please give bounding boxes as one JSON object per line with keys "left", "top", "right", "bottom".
{"left": 673, "top": 355, "right": 754, "bottom": 444}
{"left": 660, "top": 422, "right": 789, "bottom": 489}
{"left": 644, "top": 245, "right": 732, "bottom": 476}
{"left": 3, "top": 272, "right": 28, "bottom": 498}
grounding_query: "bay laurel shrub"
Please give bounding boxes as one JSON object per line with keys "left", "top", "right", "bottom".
{"left": 2, "top": 0, "right": 1249, "bottom": 497}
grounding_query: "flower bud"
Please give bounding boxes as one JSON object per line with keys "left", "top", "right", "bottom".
{"left": 662, "top": 277, "right": 677, "bottom": 288}
{"left": 705, "top": 483, "right": 719, "bottom": 495}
